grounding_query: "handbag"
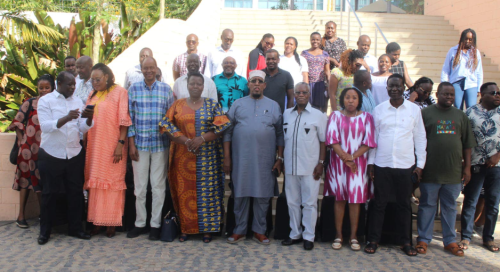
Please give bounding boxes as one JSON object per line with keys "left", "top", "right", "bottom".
{"left": 9, "top": 98, "right": 34, "bottom": 165}
{"left": 160, "top": 210, "right": 179, "bottom": 242}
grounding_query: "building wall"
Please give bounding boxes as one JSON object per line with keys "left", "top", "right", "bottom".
{"left": 0, "top": 133, "right": 39, "bottom": 221}
{"left": 425, "top": 0, "right": 500, "bottom": 69}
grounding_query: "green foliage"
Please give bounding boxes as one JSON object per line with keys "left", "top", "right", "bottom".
{"left": 396, "top": 0, "right": 424, "bottom": 15}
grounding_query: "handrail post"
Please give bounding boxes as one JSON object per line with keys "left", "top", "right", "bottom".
{"left": 340, "top": 0, "right": 343, "bottom": 30}
{"left": 347, "top": 3, "right": 350, "bottom": 46}
{"left": 375, "top": 28, "right": 378, "bottom": 58}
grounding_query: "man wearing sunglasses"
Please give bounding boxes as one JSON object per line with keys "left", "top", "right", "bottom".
{"left": 461, "top": 82, "right": 500, "bottom": 253}
{"left": 224, "top": 70, "right": 284, "bottom": 246}
{"left": 172, "top": 34, "right": 207, "bottom": 80}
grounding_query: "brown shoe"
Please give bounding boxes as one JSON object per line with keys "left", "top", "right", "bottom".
{"left": 445, "top": 242, "right": 465, "bottom": 257}
{"left": 227, "top": 234, "right": 245, "bottom": 244}
{"left": 106, "top": 227, "right": 116, "bottom": 238}
{"left": 252, "top": 232, "right": 270, "bottom": 245}
{"left": 90, "top": 226, "right": 101, "bottom": 236}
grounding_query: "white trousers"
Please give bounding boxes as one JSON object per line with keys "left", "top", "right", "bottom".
{"left": 285, "top": 174, "right": 321, "bottom": 242}
{"left": 132, "top": 149, "right": 169, "bottom": 228}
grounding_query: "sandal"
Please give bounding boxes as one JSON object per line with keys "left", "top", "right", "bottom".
{"left": 458, "top": 240, "right": 470, "bottom": 250}
{"left": 416, "top": 241, "right": 428, "bottom": 254}
{"left": 364, "top": 242, "right": 378, "bottom": 254}
{"left": 444, "top": 242, "right": 465, "bottom": 257}
{"left": 350, "top": 239, "right": 361, "bottom": 251}
{"left": 483, "top": 241, "right": 500, "bottom": 253}
{"left": 401, "top": 244, "right": 417, "bottom": 256}
{"left": 331, "top": 238, "right": 343, "bottom": 250}
{"left": 179, "top": 234, "right": 189, "bottom": 242}
{"left": 202, "top": 234, "right": 212, "bottom": 243}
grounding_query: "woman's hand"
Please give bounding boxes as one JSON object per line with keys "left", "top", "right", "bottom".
{"left": 187, "top": 136, "right": 204, "bottom": 153}
{"left": 113, "top": 143, "right": 123, "bottom": 164}
{"left": 345, "top": 161, "right": 358, "bottom": 173}
{"left": 339, "top": 152, "right": 353, "bottom": 162}
{"left": 409, "top": 91, "right": 418, "bottom": 102}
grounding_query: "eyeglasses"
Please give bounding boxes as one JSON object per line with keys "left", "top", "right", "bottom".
{"left": 250, "top": 79, "right": 264, "bottom": 84}
{"left": 419, "top": 88, "right": 432, "bottom": 95}
{"left": 265, "top": 42, "right": 275, "bottom": 47}
{"left": 295, "top": 91, "right": 309, "bottom": 95}
{"left": 91, "top": 77, "right": 103, "bottom": 83}
{"left": 488, "top": 91, "right": 500, "bottom": 96}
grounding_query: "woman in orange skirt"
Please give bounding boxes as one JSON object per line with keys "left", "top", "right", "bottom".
{"left": 84, "top": 63, "right": 132, "bottom": 237}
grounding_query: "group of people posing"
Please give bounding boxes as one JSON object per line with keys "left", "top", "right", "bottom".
{"left": 9, "top": 22, "right": 499, "bottom": 257}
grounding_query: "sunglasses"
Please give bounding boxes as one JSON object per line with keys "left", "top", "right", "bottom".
{"left": 488, "top": 91, "right": 500, "bottom": 96}
{"left": 250, "top": 79, "right": 265, "bottom": 84}
{"left": 265, "top": 42, "right": 274, "bottom": 47}
{"left": 418, "top": 88, "right": 432, "bottom": 95}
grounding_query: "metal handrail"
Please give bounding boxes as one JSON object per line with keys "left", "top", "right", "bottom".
{"left": 374, "top": 22, "right": 389, "bottom": 57}
{"left": 340, "top": 0, "right": 363, "bottom": 46}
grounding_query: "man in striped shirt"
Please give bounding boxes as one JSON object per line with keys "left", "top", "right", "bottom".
{"left": 126, "top": 57, "right": 174, "bottom": 241}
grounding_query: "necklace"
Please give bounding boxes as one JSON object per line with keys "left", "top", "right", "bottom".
{"left": 189, "top": 97, "right": 202, "bottom": 104}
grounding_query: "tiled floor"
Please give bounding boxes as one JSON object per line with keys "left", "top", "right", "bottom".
{"left": 0, "top": 219, "right": 499, "bottom": 271}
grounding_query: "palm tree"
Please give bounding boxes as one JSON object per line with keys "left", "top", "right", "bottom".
{"left": 0, "top": 12, "right": 65, "bottom": 46}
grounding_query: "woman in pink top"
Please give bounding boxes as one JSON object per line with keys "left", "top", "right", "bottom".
{"left": 84, "top": 63, "right": 132, "bottom": 238}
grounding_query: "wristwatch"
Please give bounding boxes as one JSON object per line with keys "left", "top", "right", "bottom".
{"left": 318, "top": 160, "right": 324, "bottom": 165}
{"left": 118, "top": 140, "right": 125, "bottom": 144}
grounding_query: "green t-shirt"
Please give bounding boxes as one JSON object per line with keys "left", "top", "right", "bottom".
{"left": 421, "top": 104, "right": 477, "bottom": 184}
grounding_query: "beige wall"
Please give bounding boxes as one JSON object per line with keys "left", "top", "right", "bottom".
{"left": 0, "top": 133, "right": 39, "bottom": 221}
{"left": 425, "top": 0, "right": 500, "bottom": 70}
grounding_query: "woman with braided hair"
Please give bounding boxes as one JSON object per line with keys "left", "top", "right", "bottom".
{"left": 328, "top": 49, "right": 365, "bottom": 111}
{"left": 441, "top": 28, "right": 483, "bottom": 110}
{"left": 321, "top": 21, "right": 347, "bottom": 69}
{"left": 279, "top": 37, "right": 309, "bottom": 86}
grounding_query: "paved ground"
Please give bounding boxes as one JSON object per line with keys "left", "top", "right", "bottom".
{"left": 1, "top": 219, "right": 499, "bottom": 272}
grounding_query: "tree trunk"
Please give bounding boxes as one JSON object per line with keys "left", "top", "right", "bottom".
{"left": 160, "top": 0, "right": 165, "bottom": 19}
{"left": 92, "top": 0, "right": 104, "bottom": 64}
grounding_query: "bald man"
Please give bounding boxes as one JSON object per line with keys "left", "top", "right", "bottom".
{"left": 212, "top": 56, "right": 249, "bottom": 113}
{"left": 357, "top": 35, "right": 378, "bottom": 74}
{"left": 173, "top": 53, "right": 217, "bottom": 101}
{"left": 204, "top": 29, "right": 245, "bottom": 79}
{"left": 124, "top": 48, "right": 166, "bottom": 90}
{"left": 74, "top": 56, "right": 93, "bottom": 103}
{"left": 172, "top": 34, "right": 207, "bottom": 80}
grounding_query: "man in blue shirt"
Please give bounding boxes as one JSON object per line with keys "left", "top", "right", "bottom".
{"left": 353, "top": 70, "right": 376, "bottom": 114}
{"left": 212, "top": 56, "right": 249, "bottom": 113}
{"left": 126, "top": 57, "right": 175, "bottom": 241}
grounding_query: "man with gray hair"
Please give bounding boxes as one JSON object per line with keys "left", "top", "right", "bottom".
{"left": 224, "top": 70, "right": 284, "bottom": 245}
{"left": 281, "top": 82, "right": 327, "bottom": 250}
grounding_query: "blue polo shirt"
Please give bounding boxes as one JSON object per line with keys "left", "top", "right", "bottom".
{"left": 212, "top": 72, "right": 249, "bottom": 113}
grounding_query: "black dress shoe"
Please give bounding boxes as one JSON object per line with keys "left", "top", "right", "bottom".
{"left": 281, "top": 237, "right": 303, "bottom": 246}
{"left": 148, "top": 227, "right": 161, "bottom": 241}
{"left": 68, "top": 231, "right": 91, "bottom": 240}
{"left": 37, "top": 235, "right": 49, "bottom": 245}
{"left": 304, "top": 240, "right": 314, "bottom": 250}
{"left": 127, "top": 227, "right": 146, "bottom": 238}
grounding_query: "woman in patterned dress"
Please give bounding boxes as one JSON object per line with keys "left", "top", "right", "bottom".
{"left": 160, "top": 73, "right": 230, "bottom": 243}
{"left": 301, "top": 32, "right": 330, "bottom": 112}
{"left": 9, "top": 74, "right": 55, "bottom": 228}
{"left": 84, "top": 63, "right": 132, "bottom": 238}
{"left": 328, "top": 49, "right": 365, "bottom": 111}
{"left": 321, "top": 21, "right": 347, "bottom": 69}
{"left": 324, "top": 88, "right": 376, "bottom": 251}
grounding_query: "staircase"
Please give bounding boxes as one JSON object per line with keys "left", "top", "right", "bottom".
{"left": 218, "top": 9, "right": 500, "bottom": 88}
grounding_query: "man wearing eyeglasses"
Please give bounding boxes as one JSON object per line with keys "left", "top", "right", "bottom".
{"left": 262, "top": 49, "right": 295, "bottom": 113}
{"left": 172, "top": 34, "right": 207, "bottom": 81}
{"left": 212, "top": 56, "right": 249, "bottom": 113}
{"left": 224, "top": 70, "right": 284, "bottom": 245}
{"left": 461, "top": 82, "right": 500, "bottom": 253}
{"left": 205, "top": 29, "right": 245, "bottom": 79}
{"left": 281, "top": 82, "right": 326, "bottom": 250}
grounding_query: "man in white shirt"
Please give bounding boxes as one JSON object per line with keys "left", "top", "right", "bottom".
{"left": 74, "top": 56, "right": 93, "bottom": 103}
{"left": 204, "top": 29, "right": 245, "bottom": 79}
{"left": 357, "top": 35, "right": 378, "bottom": 74}
{"left": 173, "top": 54, "right": 217, "bottom": 101}
{"left": 124, "top": 48, "right": 166, "bottom": 90}
{"left": 281, "top": 83, "right": 326, "bottom": 250}
{"left": 37, "top": 71, "right": 94, "bottom": 245}
{"left": 365, "top": 74, "right": 427, "bottom": 256}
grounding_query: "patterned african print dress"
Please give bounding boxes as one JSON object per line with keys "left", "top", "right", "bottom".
{"left": 160, "top": 98, "right": 230, "bottom": 234}
{"left": 8, "top": 97, "right": 42, "bottom": 192}
{"left": 324, "top": 111, "right": 376, "bottom": 203}
{"left": 301, "top": 50, "right": 329, "bottom": 110}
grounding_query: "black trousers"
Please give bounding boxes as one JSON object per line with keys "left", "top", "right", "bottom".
{"left": 368, "top": 166, "right": 413, "bottom": 245}
{"left": 39, "top": 148, "right": 85, "bottom": 237}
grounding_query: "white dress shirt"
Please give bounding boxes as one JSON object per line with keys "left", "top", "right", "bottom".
{"left": 38, "top": 91, "right": 93, "bottom": 159}
{"left": 279, "top": 54, "right": 309, "bottom": 86}
{"left": 172, "top": 74, "right": 218, "bottom": 101}
{"left": 283, "top": 103, "right": 327, "bottom": 176}
{"left": 204, "top": 46, "right": 245, "bottom": 79}
{"left": 368, "top": 99, "right": 427, "bottom": 169}
{"left": 361, "top": 54, "right": 379, "bottom": 74}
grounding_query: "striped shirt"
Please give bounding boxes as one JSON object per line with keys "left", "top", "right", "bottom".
{"left": 128, "top": 80, "right": 174, "bottom": 152}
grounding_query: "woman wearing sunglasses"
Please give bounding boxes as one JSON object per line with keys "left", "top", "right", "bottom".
{"left": 404, "top": 77, "right": 436, "bottom": 109}
{"left": 247, "top": 33, "right": 275, "bottom": 78}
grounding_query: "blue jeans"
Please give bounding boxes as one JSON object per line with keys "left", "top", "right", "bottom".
{"left": 453, "top": 78, "right": 478, "bottom": 110}
{"left": 461, "top": 166, "right": 500, "bottom": 242}
{"left": 417, "top": 182, "right": 462, "bottom": 246}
